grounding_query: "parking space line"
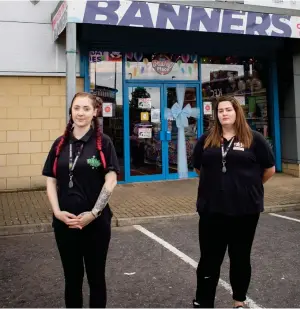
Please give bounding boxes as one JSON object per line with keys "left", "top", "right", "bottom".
{"left": 133, "top": 224, "right": 262, "bottom": 309}
{"left": 269, "top": 213, "right": 300, "bottom": 223}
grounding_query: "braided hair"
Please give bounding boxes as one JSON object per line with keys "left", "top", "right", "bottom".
{"left": 93, "top": 115, "right": 107, "bottom": 170}
{"left": 52, "top": 119, "right": 73, "bottom": 177}
{"left": 52, "top": 92, "right": 106, "bottom": 176}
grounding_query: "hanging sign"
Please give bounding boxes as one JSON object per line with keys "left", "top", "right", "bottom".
{"left": 204, "top": 102, "right": 212, "bottom": 115}
{"left": 138, "top": 98, "right": 151, "bottom": 109}
{"left": 152, "top": 54, "right": 174, "bottom": 75}
{"left": 102, "top": 103, "right": 113, "bottom": 117}
{"left": 51, "top": 0, "right": 67, "bottom": 42}
{"left": 138, "top": 127, "right": 152, "bottom": 139}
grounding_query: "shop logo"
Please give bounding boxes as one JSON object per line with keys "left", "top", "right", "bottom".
{"left": 152, "top": 54, "right": 174, "bottom": 75}
{"left": 87, "top": 156, "right": 101, "bottom": 169}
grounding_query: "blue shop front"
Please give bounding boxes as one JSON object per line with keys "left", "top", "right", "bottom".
{"left": 56, "top": 0, "right": 300, "bottom": 183}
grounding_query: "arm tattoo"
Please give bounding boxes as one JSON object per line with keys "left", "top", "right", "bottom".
{"left": 91, "top": 186, "right": 112, "bottom": 217}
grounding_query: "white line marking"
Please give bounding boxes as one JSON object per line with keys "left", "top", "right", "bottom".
{"left": 133, "top": 224, "right": 263, "bottom": 309}
{"left": 124, "top": 272, "right": 136, "bottom": 276}
{"left": 269, "top": 213, "right": 300, "bottom": 223}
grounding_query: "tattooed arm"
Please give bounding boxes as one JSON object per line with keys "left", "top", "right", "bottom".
{"left": 91, "top": 171, "right": 117, "bottom": 218}
{"left": 76, "top": 135, "right": 119, "bottom": 229}
{"left": 74, "top": 171, "right": 118, "bottom": 229}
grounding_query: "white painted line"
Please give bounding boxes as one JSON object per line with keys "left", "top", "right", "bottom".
{"left": 269, "top": 213, "right": 300, "bottom": 223}
{"left": 133, "top": 224, "right": 262, "bottom": 309}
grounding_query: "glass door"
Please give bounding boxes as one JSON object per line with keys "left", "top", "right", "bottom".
{"left": 126, "top": 84, "right": 167, "bottom": 181}
{"left": 164, "top": 84, "right": 200, "bottom": 179}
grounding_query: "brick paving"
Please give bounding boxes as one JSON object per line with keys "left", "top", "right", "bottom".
{"left": 0, "top": 174, "right": 300, "bottom": 230}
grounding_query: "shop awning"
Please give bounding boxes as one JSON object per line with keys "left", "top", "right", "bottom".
{"left": 53, "top": 0, "right": 300, "bottom": 40}
{"left": 51, "top": 0, "right": 67, "bottom": 41}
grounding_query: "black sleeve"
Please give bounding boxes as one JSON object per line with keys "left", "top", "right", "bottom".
{"left": 253, "top": 131, "right": 275, "bottom": 169}
{"left": 102, "top": 134, "right": 120, "bottom": 175}
{"left": 192, "top": 134, "right": 207, "bottom": 170}
{"left": 42, "top": 137, "right": 61, "bottom": 178}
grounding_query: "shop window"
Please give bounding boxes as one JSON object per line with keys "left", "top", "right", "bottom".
{"left": 89, "top": 51, "right": 124, "bottom": 180}
{"left": 125, "top": 53, "right": 198, "bottom": 80}
{"left": 201, "top": 57, "right": 272, "bottom": 148}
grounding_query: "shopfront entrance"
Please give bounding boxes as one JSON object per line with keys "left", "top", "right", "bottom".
{"left": 124, "top": 83, "right": 201, "bottom": 182}
{"left": 86, "top": 49, "right": 282, "bottom": 183}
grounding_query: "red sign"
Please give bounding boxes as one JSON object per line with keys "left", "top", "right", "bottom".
{"left": 204, "top": 102, "right": 212, "bottom": 115}
{"left": 102, "top": 103, "right": 113, "bottom": 117}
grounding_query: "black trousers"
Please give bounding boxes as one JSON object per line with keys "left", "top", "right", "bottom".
{"left": 54, "top": 218, "right": 111, "bottom": 308}
{"left": 195, "top": 213, "right": 260, "bottom": 308}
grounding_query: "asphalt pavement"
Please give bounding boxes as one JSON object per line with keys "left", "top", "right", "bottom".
{"left": 1, "top": 211, "right": 300, "bottom": 308}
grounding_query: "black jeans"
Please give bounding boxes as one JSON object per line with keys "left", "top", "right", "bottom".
{"left": 195, "top": 213, "right": 260, "bottom": 308}
{"left": 54, "top": 217, "right": 111, "bottom": 308}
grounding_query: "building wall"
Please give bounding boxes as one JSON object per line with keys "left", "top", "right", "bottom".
{"left": 138, "top": 0, "right": 300, "bottom": 16}
{"left": 283, "top": 52, "right": 300, "bottom": 177}
{"left": 0, "top": 0, "right": 80, "bottom": 75}
{"left": 0, "top": 76, "right": 84, "bottom": 192}
{"left": 0, "top": 1, "right": 83, "bottom": 191}
{"left": 278, "top": 39, "right": 300, "bottom": 177}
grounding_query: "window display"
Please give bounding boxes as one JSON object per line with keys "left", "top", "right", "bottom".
{"left": 125, "top": 53, "right": 198, "bottom": 80}
{"left": 201, "top": 57, "right": 272, "bottom": 148}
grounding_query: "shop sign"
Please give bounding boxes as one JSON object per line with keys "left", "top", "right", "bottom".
{"left": 138, "top": 127, "right": 152, "bottom": 139}
{"left": 152, "top": 54, "right": 174, "bottom": 75}
{"left": 102, "top": 103, "right": 113, "bottom": 117}
{"left": 138, "top": 98, "right": 152, "bottom": 109}
{"left": 204, "top": 102, "right": 212, "bottom": 115}
{"left": 89, "top": 51, "right": 122, "bottom": 63}
{"left": 89, "top": 51, "right": 103, "bottom": 63}
{"left": 77, "top": 0, "right": 300, "bottom": 39}
{"left": 51, "top": 0, "right": 67, "bottom": 42}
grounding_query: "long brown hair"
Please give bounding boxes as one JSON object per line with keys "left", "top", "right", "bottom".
{"left": 52, "top": 92, "right": 106, "bottom": 176}
{"left": 204, "top": 95, "right": 253, "bottom": 149}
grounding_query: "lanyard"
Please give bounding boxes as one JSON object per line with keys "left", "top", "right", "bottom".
{"left": 68, "top": 143, "right": 84, "bottom": 188}
{"left": 221, "top": 137, "right": 235, "bottom": 173}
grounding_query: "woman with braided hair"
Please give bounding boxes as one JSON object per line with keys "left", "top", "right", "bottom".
{"left": 42, "top": 92, "right": 120, "bottom": 308}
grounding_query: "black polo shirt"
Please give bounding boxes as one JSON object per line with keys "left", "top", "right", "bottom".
{"left": 42, "top": 128, "right": 120, "bottom": 227}
{"left": 193, "top": 130, "right": 275, "bottom": 216}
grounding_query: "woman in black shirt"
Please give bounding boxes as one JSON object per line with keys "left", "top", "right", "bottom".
{"left": 42, "top": 92, "right": 120, "bottom": 308}
{"left": 192, "top": 96, "right": 275, "bottom": 308}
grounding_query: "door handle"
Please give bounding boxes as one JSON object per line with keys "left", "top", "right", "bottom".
{"left": 159, "top": 131, "right": 171, "bottom": 141}
{"left": 166, "top": 131, "right": 171, "bottom": 141}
